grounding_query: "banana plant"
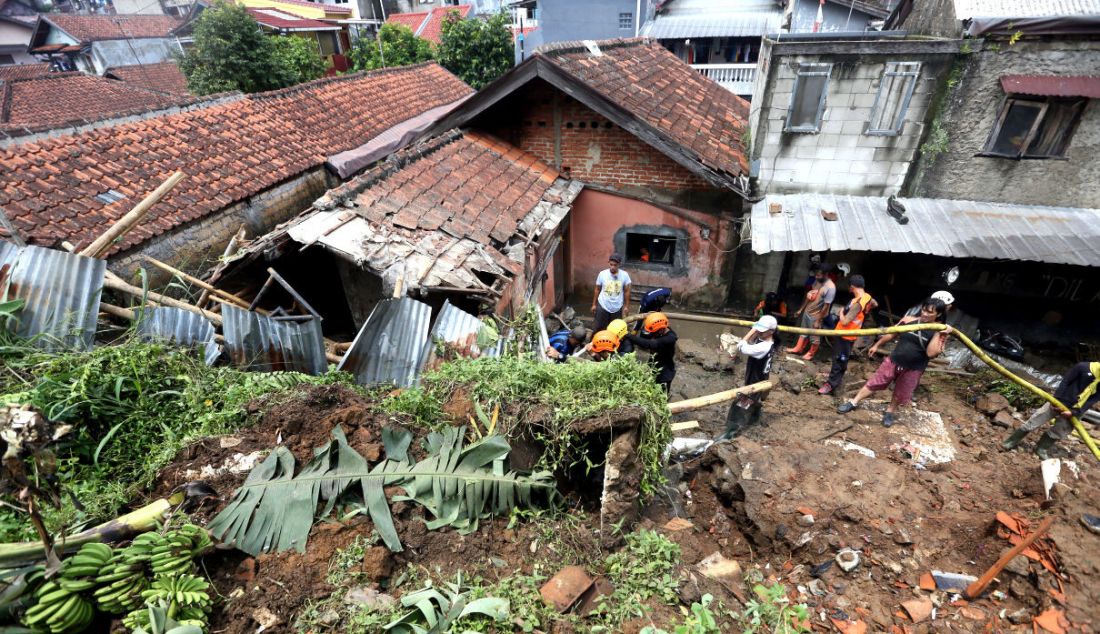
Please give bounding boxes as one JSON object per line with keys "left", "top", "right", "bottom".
{"left": 384, "top": 574, "right": 509, "bottom": 634}
{"left": 209, "top": 425, "right": 556, "bottom": 554}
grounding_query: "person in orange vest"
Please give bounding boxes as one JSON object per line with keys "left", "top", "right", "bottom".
{"left": 819, "top": 275, "right": 877, "bottom": 395}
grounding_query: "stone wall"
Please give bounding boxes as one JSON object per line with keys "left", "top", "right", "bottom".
{"left": 749, "top": 38, "right": 959, "bottom": 197}
{"left": 110, "top": 168, "right": 336, "bottom": 281}
{"left": 911, "top": 41, "right": 1100, "bottom": 208}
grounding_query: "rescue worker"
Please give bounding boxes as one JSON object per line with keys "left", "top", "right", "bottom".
{"left": 1003, "top": 362, "right": 1100, "bottom": 459}
{"left": 591, "top": 253, "right": 632, "bottom": 331}
{"left": 626, "top": 312, "right": 678, "bottom": 395}
{"left": 719, "top": 315, "right": 779, "bottom": 440}
{"left": 754, "top": 292, "right": 789, "bottom": 322}
{"left": 586, "top": 329, "right": 620, "bottom": 362}
{"left": 607, "top": 319, "right": 631, "bottom": 354}
{"left": 546, "top": 326, "right": 588, "bottom": 362}
{"left": 787, "top": 263, "right": 835, "bottom": 360}
{"left": 640, "top": 287, "right": 672, "bottom": 313}
{"left": 819, "top": 275, "right": 876, "bottom": 395}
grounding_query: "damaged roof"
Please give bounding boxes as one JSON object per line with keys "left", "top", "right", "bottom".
{"left": 0, "top": 63, "right": 472, "bottom": 255}
{"left": 751, "top": 193, "right": 1100, "bottom": 267}
{"left": 105, "top": 62, "right": 190, "bottom": 96}
{"left": 0, "top": 73, "right": 193, "bottom": 131}
{"left": 427, "top": 37, "right": 750, "bottom": 193}
{"left": 230, "top": 129, "right": 582, "bottom": 293}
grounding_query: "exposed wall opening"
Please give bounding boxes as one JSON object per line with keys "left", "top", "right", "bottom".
{"left": 625, "top": 232, "right": 677, "bottom": 266}
{"left": 785, "top": 63, "right": 832, "bottom": 133}
{"left": 981, "top": 96, "right": 1087, "bottom": 159}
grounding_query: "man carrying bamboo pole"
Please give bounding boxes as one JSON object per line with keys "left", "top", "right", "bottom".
{"left": 1003, "top": 362, "right": 1100, "bottom": 458}
{"left": 718, "top": 315, "right": 779, "bottom": 440}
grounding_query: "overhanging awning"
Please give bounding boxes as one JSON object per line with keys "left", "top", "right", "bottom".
{"left": 1000, "top": 75, "right": 1100, "bottom": 99}
{"left": 641, "top": 10, "right": 782, "bottom": 39}
{"left": 750, "top": 194, "right": 1100, "bottom": 267}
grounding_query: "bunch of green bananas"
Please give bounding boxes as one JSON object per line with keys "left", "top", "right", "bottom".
{"left": 20, "top": 542, "right": 112, "bottom": 633}
{"left": 94, "top": 533, "right": 158, "bottom": 614}
{"left": 149, "top": 525, "right": 211, "bottom": 577}
{"left": 123, "top": 574, "right": 212, "bottom": 631}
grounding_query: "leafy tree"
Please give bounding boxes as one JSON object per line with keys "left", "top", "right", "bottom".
{"left": 269, "top": 35, "right": 327, "bottom": 85}
{"left": 348, "top": 22, "right": 433, "bottom": 72}
{"left": 437, "top": 12, "right": 513, "bottom": 89}
{"left": 177, "top": 2, "right": 325, "bottom": 95}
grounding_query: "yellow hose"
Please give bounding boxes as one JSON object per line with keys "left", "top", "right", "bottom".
{"left": 630, "top": 311, "right": 1100, "bottom": 460}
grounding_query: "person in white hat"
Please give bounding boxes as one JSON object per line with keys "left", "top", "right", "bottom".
{"left": 719, "top": 315, "right": 779, "bottom": 440}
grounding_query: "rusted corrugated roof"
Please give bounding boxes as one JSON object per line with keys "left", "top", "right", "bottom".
{"left": 338, "top": 297, "right": 432, "bottom": 387}
{"left": 1000, "top": 75, "right": 1100, "bottom": 98}
{"left": 0, "top": 243, "right": 104, "bottom": 350}
{"left": 135, "top": 306, "right": 220, "bottom": 365}
{"left": 221, "top": 304, "right": 327, "bottom": 375}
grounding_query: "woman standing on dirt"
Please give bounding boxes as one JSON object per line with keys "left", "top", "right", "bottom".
{"left": 836, "top": 297, "right": 952, "bottom": 427}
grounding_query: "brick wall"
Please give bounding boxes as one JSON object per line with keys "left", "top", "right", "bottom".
{"left": 486, "top": 82, "right": 711, "bottom": 192}
{"left": 110, "top": 168, "right": 335, "bottom": 281}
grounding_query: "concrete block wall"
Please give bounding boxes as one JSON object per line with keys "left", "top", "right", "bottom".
{"left": 487, "top": 82, "right": 712, "bottom": 192}
{"left": 752, "top": 50, "right": 953, "bottom": 197}
{"left": 111, "top": 168, "right": 335, "bottom": 281}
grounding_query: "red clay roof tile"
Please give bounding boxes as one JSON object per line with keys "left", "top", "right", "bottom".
{"left": 0, "top": 63, "right": 50, "bottom": 81}
{"left": 0, "top": 63, "right": 472, "bottom": 255}
{"left": 105, "top": 62, "right": 189, "bottom": 95}
{"left": 417, "top": 4, "right": 471, "bottom": 43}
{"left": 386, "top": 10, "right": 429, "bottom": 34}
{"left": 1, "top": 73, "right": 190, "bottom": 129}
{"left": 537, "top": 37, "right": 750, "bottom": 177}
{"left": 44, "top": 14, "right": 184, "bottom": 42}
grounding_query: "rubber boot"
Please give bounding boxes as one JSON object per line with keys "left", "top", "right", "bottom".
{"left": 786, "top": 336, "right": 808, "bottom": 354}
{"left": 801, "top": 343, "right": 820, "bottom": 361}
{"left": 1002, "top": 428, "right": 1029, "bottom": 450}
{"left": 1034, "top": 433, "right": 1058, "bottom": 460}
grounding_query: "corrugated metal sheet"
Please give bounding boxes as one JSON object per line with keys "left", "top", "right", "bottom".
{"left": 953, "top": 0, "right": 1100, "bottom": 18}
{"left": 1000, "top": 75, "right": 1100, "bottom": 98}
{"left": 750, "top": 194, "right": 1100, "bottom": 267}
{"left": 641, "top": 10, "right": 782, "bottom": 38}
{"left": 136, "top": 306, "right": 221, "bottom": 366}
{"left": 420, "top": 300, "right": 503, "bottom": 368}
{"left": 0, "top": 243, "right": 105, "bottom": 351}
{"left": 339, "top": 297, "right": 432, "bottom": 387}
{"left": 221, "top": 304, "right": 327, "bottom": 375}
{"left": 642, "top": 0, "right": 781, "bottom": 38}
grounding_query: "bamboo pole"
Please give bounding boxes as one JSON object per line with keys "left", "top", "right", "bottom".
{"left": 632, "top": 310, "right": 1100, "bottom": 460}
{"left": 197, "top": 224, "right": 246, "bottom": 309}
{"left": 139, "top": 255, "right": 256, "bottom": 311}
{"left": 964, "top": 516, "right": 1054, "bottom": 599}
{"left": 668, "top": 381, "right": 772, "bottom": 414}
{"left": 102, "top": 275, "right": 225, "bottom": 326}
{"left": 79, "top": 171, "right": 186, "bottom": 258}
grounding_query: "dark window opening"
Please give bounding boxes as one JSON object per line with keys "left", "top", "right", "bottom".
{"left": 626, "top": 233, "right": 676, "bottom": 266}
{"left": 0, "top": 55, "right": 15, "bottom": 65}
{"left": 983, "top": 96, "right": 1086, "bottom": 159}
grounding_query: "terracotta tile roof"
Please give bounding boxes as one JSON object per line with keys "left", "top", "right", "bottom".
{"left": 245, "top": 7, "right": 341, "bottom": 31}
{"left": 417, "top": 4, "right": 471, "bottom": 43}
{"left": 0, "top": 63, "right": 50, "bottom": 81}
{"left": 386, "top": 10, "right": 429, "bottom": 34}
{"left": 1, "top": 73, "right": 192, "bottom": 130}
{"left": 44, "top": 14, "right": 184, "bottom": 43}
{"left": 536, "top": 38, "right": 749, "bottom": 178}
{"left": 105, "top": 62, "right": 189, "bottom": 96}
{"left": 0, "top": 63, "right": 472, "bottom": 255}
{"left": 351, "top": 129, "right": 561, "bottom": 245}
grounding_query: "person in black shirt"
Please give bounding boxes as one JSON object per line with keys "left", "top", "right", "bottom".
{"left": 1003, "top": 361, "right": 1100, "bottom": 458}
{"left": 626, "top": 312, "right": 678, "bottom": 396}
{"left": 718, "top": 315, "right": 779, "bottom": 440}
{"left": 836, "top": 298, "right": 952, "bottom": 427}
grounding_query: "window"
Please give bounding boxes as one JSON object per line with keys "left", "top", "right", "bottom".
{"left": 983, "top": 96, "right": 1086, "bottom": 159}
{"left": 626, "top": 233, "right": 676, "bottom": 266}
{"left": 619, "top": 12, "right": 633, "bottom": 29}
{"left": 866, "top": 62, "right": 920, "bottom": 135}
{"left": 0, "top": 54, "right": 15, "bottom": 65}
{"left": 785, "top": 63, "right": 831, "bottom": 133}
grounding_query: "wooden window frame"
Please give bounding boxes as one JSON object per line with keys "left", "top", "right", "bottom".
{"left": 980, "top": 96, "right": 1086, "bottom": 159}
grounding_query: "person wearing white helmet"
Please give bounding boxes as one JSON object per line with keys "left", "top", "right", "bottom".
{"left": 719, "top": 315, "right": 780, "bottom": 440}
{"left": 871, "top": 290, "right": 957, "bottom": 352}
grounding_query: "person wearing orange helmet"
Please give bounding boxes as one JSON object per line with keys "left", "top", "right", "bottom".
{"left": 585, "top": 329, "right": 620, "bottom": 361}
{"left": 625, "top": 312, "right": 678, "bottom": 395}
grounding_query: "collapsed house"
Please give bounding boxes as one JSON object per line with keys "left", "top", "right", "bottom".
{"left": 0, "top": 63, "right": 472, "bottom": 278}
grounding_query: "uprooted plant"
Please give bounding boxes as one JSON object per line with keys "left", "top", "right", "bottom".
{"left": 209, "top": 425, "right": 557, "bottom": 554}
{"left": 385, "top": 355, "right": 673, "bottom": 498}
{"left": 383, "top": 574, "right": 509, "bottom": 633}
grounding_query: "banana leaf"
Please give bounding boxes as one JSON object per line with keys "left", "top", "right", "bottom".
{"left": 384, "top": 576, "right": 509, "bottom": 634}
{"left": 208, "top": 425, "right": 556, "bottom": 556}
